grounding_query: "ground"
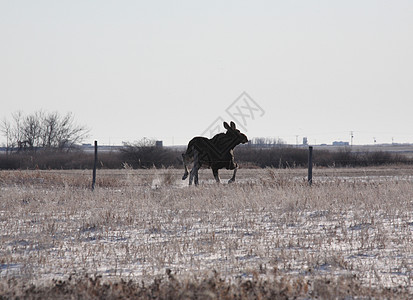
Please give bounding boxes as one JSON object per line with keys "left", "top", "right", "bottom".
{"left": 0, "top": 167, "right": 412, "bottom": 298}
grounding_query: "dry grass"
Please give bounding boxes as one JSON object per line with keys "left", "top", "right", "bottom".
{"left": 0, "top": 167, "right": 412, "bottom": 298}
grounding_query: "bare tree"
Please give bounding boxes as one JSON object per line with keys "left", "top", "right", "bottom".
{"left": 1, "top": 111, "right": 24, "bottom": 152}
{"left": 53, "top": 112, "right": 88, "bottom": 150}
{"left": 12, "top": 111, "right": 24, "bottom": 149}
{"left": 42, "top": 111, "right": 59, "bottom": 148}
{"left": 23, "top": 112, "right": 43, "bottom": 150}
{"left": 0, "top": 118, "right": 12, "bottom": 154}
{"left": 252, "top": 137, "right": 285, "bottom": 146}
{"left": 1, "top": 111, "right": 89, "bottom": 152}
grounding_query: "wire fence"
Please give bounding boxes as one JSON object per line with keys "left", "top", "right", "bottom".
{"left": 1, "top": 145, "right": 413, "bottom": 170}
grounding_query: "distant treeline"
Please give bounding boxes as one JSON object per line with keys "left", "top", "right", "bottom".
{"left": 0, "top": 144, "right": 410, "bottom": 170}
{"left": 235, "top": 147, "right": 410, "bottom": 168}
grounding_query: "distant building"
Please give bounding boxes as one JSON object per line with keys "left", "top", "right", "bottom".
{"left": 155, "top": 140, "right": 163, "bottom": 147}
{"left": 302, "top": 137, "right": 308, "bottom": 145}
{"left": 332, "top": 141, "right": 349, "bottom": 146}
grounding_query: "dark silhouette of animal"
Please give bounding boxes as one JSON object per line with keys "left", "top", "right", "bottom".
{"left": 182, "top": 121, "right": 248, "bottom": 185}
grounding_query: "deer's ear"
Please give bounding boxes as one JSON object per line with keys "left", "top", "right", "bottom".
{"left": 223, "top": 122, "right": 230, "bottom": 130}
{"left": 230, "top": 121, "right": 236, "bottom": 129}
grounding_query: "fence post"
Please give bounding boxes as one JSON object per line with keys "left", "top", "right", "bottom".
{"left": 308, "top": 146, "right": 313, "bottom": 186}
{"left": 92, "top": 140, "right": 98, "bottom": 191}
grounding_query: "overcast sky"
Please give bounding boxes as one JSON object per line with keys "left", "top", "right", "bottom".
{"left": 1, "top": 1, "right": 412, "bottom": 146}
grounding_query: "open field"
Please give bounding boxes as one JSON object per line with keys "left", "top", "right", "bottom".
{"left": 1, "top": 167, "right": 413, "bottom": 298}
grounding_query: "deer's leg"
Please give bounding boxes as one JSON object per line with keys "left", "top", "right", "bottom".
{"left": 182, "top": 169, "right": 189, "bottom": 180}
{"left": 212, "top": 168, "right": 220, "bottom": 183}
{"left": 189, "top": 169, "right": 193, "bottom": 185}
{"left": 190, "top": 163, "right": 200, "bottom": 186}
{"left": 189, "top": 148, "right": 200, "bottom": 186}
{"left": 228, "top": 163, "right": 238, "bottom": 183}
{"left": 189, "top": 166, "right": 197, "bottom": 186}
{"left": 194, "top": 149, "right": 200, "bottom": 186}
{"left": 182, "top": 154, "right": 190, "bottom": 180}
{"left": 194, "top": 165, "right": 199, "bottom": 186}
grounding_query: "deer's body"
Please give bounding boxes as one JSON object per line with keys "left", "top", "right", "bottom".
{"left": 182, "top": 122, "right": 248, "bottom": 185}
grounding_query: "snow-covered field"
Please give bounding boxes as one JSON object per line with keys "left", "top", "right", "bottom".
{"left": 1, "top": 167, "right": 412, "bottom": 297}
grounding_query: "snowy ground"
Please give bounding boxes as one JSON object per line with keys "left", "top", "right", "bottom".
{"left": 1, "top": 167, "right": 412, "bottom": 295}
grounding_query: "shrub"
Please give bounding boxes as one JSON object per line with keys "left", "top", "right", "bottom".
{"left": 235, "top": 146, "right": 410, "bottom": 168}
{"left": 120, "top": 140, "right": 181, "bottom": 169}
{"left": 236, "top": 147, "right": 308, "bottom": 168}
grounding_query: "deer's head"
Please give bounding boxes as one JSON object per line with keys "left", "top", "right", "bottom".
{"left": 223, "top": 121, "right": 248, "bottom": 144}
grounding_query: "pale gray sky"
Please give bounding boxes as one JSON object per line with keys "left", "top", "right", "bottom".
{"left": 1, "top": 1, "right": 412, "bottom": 146}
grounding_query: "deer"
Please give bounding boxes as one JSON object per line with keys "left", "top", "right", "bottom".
{"left": 182, "top": 121, "right": 248, "bottom": 186}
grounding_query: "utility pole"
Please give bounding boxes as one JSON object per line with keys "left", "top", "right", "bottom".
{"left": 308, "top": 146, "right": 313, "bottom": 186}
{"left": 92, "top": 141, "right": 98, "bottom": 191}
